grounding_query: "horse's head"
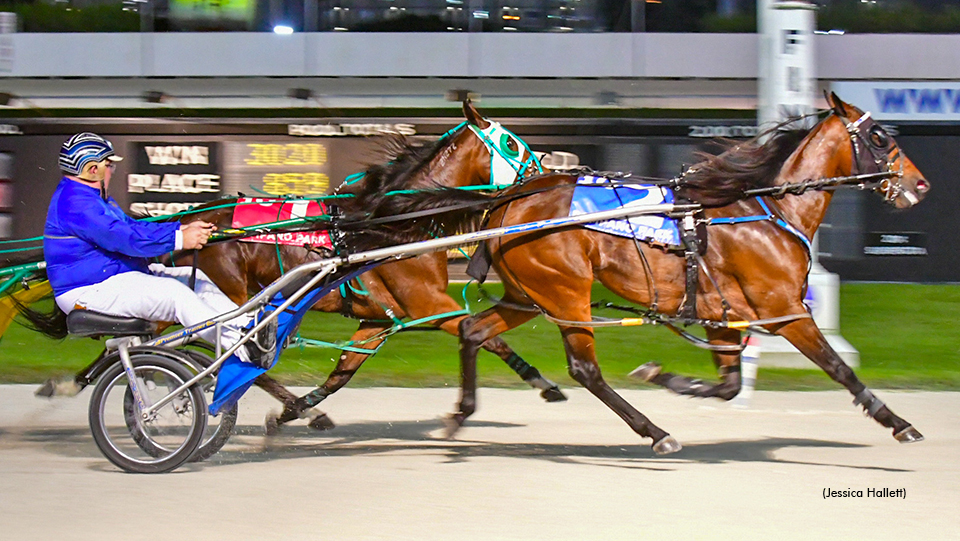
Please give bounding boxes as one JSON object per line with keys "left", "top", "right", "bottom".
{"left": 826, "top": 92, "right": 930, "bottom": 209}
{"left": 450, "top": 99, "right": 544, "bottom": 187}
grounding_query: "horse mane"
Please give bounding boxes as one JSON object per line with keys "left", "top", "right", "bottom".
{"left": 341, "top": 125, "right": 469, "bottom": 212}
{"left": 340, "top": 186, "right": 493, "bottom": 252}
{"left": 677, "top": 121, "right": 814, "bottom": 207}
{"left": 330, "top": 123, "right": 501, "bottom": 250}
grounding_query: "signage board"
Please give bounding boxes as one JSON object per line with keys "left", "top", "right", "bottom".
{"left": 831, "top": 82, "right": 960, "bottom": 121}
{"left": 169, "top": 0, "right": 255, "bottom": 24}
{"left": 863, "top": 231, "right": 928, "bottom": 257}
{"left": 128, "top": 142, "right": 221, "bottom": 217}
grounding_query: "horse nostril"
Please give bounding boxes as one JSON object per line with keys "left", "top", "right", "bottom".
{"left": 916, "top": 179, "right": 930, "bottom": 194}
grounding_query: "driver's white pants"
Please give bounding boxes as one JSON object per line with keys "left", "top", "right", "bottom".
{"left": 55, "top": 264, "right": 252, "bottom": 358}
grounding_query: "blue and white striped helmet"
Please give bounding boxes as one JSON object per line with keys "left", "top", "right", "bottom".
{"left": 58, "top": 132, "right": 122, "bottom": 176}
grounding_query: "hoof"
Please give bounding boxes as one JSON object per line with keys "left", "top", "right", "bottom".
{"left": 629, "top": 362, "right": 662, "bottom": 382}
{"left": 35, "top": 379, "right": 82, "bottom": 398}
{"left": 306, "top": 412, "right": 336, "bottom": 431}
{"left": 264, "top": 411, "right": 282, "bottom": 436}
{"left": 35, "top": 379, "right": 57, "bottom": 398}
{"left": 894, "top": 426, "right": 924, "bottom": 443}
{"left": 540, "top": 386, "right": 568, "bottom": 403}
{"left": 652, "top": 435, "right": 682, "bottom": 455}
{"left": 441, "top": 414, "right": 463, "bottom": 440}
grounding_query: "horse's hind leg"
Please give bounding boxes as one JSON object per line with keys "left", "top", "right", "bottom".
{"left": 775, "top": 317, "right": 922, "bottom": 443}
{"left": 478, "top": 336, "right": 566, "bottom": 402}
{"left": 631, "top": 327, "right": 743, "bottom": 401}
{"left": 265, "top": 321, "right": 389, "bottom": 434}
{"left": 36, "top": 348, "right": 110, "bottom": 398}
{"left": 561, "top": 326, "right": 680, "bottom": 455}
{"left": 428, "top": 309, "right": 565, "bottom": 402}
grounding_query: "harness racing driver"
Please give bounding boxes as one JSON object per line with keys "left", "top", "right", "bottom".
{"left": 43, "top": 132, "right": 273, "bottom": 367}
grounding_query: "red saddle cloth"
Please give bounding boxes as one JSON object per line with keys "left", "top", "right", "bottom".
{"left": 231, "top": 197, "right": 333, "bottom": 250}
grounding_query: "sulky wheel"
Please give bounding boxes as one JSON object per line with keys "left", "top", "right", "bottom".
{"left": 123, "top": 346, "right": 237, "bottom": 463}
{"left": 88, "top": 353, "right": 207, "bottom": 474}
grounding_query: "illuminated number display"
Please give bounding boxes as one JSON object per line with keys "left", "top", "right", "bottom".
{"left": 262, "top": 172, "right": 330, "bottom": 195}
{"left": 225, "top": 142, "right": 330, "bottom": 196}
{"left": 245, "top": 143, "right": 327, "bottom": 167}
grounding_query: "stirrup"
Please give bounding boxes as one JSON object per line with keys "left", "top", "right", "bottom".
{"left": 244, "top": 316, "right": 278, "bottom": 369}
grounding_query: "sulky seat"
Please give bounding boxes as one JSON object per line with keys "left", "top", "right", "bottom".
{"left": 66, "top": 310, "right": 159, "bottom": 339}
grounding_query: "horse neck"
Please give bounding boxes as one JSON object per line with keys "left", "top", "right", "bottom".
{"left": 343, "top": 131, "right": 485, "bottom": 199}
{"left": 769, "top": 119, "right": 852, "bottom": 239}
{"left": 417, "top": 131, "right": 487, "bottom": 189}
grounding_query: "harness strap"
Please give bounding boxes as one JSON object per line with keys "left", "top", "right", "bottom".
{"left": 541, "top": 311, "right": 810, "bottom": 331}
{"left": 294, "top": 306, "right": 472, "bottom": 355}
{"left": 337, "top": 281, "right": 355, "bottom": 319}
{"left": 706, "top": 197, "right": 812, "bottom": 253}
{"left": 292, "top": 336, "right": 386, "bottom": 355}
{"left": 679, "top": 214, "right": 700, "bottom": 321}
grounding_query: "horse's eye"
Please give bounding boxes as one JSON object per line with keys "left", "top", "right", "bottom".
{"left": 500, "top": 133, "right": 520, "bottom": 157}
{"left": 869, "top": 127, "right": 890, "bottom": 149}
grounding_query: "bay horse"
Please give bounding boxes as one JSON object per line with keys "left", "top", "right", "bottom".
{"left": 178, "top": 100, "right": 565, "bottom": 432}
{"left": 431, "top": 94, "right": 929, "bottom": 454}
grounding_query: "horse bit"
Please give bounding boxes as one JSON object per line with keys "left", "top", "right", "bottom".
{"left": 843, "top": 111, "right": 910, "bottom": 205}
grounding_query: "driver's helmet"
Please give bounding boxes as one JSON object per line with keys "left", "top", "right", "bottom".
{"left": 58, "top": 132, "right": 122, "bottom": 176}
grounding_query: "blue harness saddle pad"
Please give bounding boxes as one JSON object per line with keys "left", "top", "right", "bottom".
{"left": 569, "top": 175, "right": 681, "bottom": 247}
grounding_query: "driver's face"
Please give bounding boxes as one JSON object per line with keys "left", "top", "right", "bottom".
{"left": 102, "top": 160, "right": 115, "bottom": 189}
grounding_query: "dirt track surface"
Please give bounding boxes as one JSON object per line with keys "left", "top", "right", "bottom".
{"left": 1, "top": 385, "right": 959, "bottom": 541}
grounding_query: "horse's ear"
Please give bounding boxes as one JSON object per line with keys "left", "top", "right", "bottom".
{"left": 825, "top": 91, "right": 848, "bottom": 117}
{"left": 463, "top": 99, "right": 490, "bottom": 129}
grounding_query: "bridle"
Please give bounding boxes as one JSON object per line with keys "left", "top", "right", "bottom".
{"left": 464, "top": 120, "right": 544, "bottom": 186}
{"left": 840, "top": 110, "right": 912, "bottom": 205}
{"left": 336, "top": 119, "right": 544, "bottom": 194}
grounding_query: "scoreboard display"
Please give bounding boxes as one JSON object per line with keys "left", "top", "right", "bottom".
{"left": 126, "top": 136, "right": 379, "bottom": 216}
{"left": 228, "top": 142, "right": 331, "bottom": 197}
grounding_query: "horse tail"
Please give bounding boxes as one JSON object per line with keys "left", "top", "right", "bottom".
{"left": 340, "top": 185, "right": 495, "bottom": 251}
{"left": 9, "top": 289, "right": 69, "bottom": 340}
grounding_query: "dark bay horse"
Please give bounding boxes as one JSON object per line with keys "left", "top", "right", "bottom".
{"left": 435, "top": 94, "right": 930, "bottom": 454}
{"left": 180, "top": 101, "right": 565, "bottom": 431}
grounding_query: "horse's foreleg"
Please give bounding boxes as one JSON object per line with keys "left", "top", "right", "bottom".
{"left": 266, "top": 322, "right": 389, "bottom": 434}
{"left": 774, "top": 317, "right": 923, "bottom": 443}
{"left": 631, "top": 328, "right": 743, "bottom": 401}
{"left": 561, "top": 326, "right": 680, "bottom": 454}
{"left": 446, "top": 306, "right": 538, "bottom": 437}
